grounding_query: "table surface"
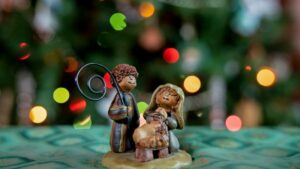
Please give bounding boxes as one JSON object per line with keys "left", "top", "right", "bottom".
{"left": 0, "top": 126, "right": 299, "bottom": 169}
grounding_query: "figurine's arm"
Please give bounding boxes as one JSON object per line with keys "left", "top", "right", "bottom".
{"left": 166, "top": 113, "right": 178, "bottom": 129}
{"left": 108, "top": 94, "right": 127, "bottom": 121}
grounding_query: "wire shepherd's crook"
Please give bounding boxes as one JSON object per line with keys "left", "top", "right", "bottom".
{"left": 75, "top": 63, "right": 125, "bottom": 105}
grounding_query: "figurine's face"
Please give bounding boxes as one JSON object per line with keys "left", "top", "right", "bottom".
{"left": 119, "top": 75, "right": 136, "bottom": 92}
{"left": 155, "top": 88, "right": 179, "bottom": 109}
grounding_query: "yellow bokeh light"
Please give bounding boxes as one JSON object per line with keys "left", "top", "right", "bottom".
{"left": 139, "top": 2, "right": 155, "bottom": 18}
{"left": 183, "top": 75, "right": 201, "bottom": 93}
{"left": 53, "top": 87, "right": 70, "bottom": 104}
{"left": 29, "top": 106, "right": 47, "bottom": 124}
{"left": 256, "top": 67, "right": 276, "bottom": 87}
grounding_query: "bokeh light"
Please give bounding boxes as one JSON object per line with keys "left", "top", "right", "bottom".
{"left": 29, "top": 106, "right": 47, "bottom": 124}
{"left": 197, "top": 112, "right": 203, "bottom": 118}
{"left": 18, "top": 42, "right": 30, "bottom": 61}
{"left": 19, "top": 42, "right": 28, "bottom": 48}
{"left": 225, "top": 115, "right": 242, "bottom": 132}
{"left": 137, "top": 101, "right": 148, "bottom": 114}
{"left": 139, "top": 26, "right": 165, "bottom": 51}
{"left": 19, "top": 54, "right": 31, "bottom": 61}
{"left": 104, "top": 72, "right": 113, "bottom": 89}
{"left": 183, "top": 75, "right": 201, "bottom": 93}
{"left": 65, "top": 57, "right": 79, "bottom": 73}
{"left": 53, "top": 87, "right": 70, "bottom": 104}
{"left": 163, "top": 48, "right": 180, "bottom": 64}
{"left": 245, "top": 65, "right": 252, "bottom": 71}
{"left": 256, "top": 67, "right": 276, "bottom": 87}
{"left": 139, "top": 2, "right": 155, "bottom": 18}
{"left": 69, "top": 99, "right": 87, "bottom": 113}
{"left": 109, "top": 13, "right": 127, "bottom": 31}
{"left": 181, "top": 47, "right": 201, "bottom": 73}
{"left": 73, "top": 115, "right": 92, "bottom": 129}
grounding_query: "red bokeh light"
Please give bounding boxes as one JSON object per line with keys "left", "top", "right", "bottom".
{"left": 69, "top": 99, "right": 87, "bottom": 113}
{"left": 19, "top": 42, "right": 28, "bottom": 48}
{"left": 225, "top": 115, "right": 242, "bottom": 132}
{"left": 18, "top": 42, "right": 30, "bottom": 61}
{"left": 163, "top": 48, "right": 180, "bottom": 64}
{"left": 19, "top": 54, "right": 31, "bottom": 61}
{"left": 104, "top": 72, "right": 113, "bottom": 89}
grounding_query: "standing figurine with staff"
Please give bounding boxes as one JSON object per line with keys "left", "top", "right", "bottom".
{"left": 75, "top": 63, "right": 140, "bottom": 153}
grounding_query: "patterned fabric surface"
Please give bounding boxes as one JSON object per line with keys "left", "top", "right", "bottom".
{"left": 0, "top": 126, "right": 299, "bottom": 169}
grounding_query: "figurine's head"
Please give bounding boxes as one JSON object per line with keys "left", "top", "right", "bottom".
{"left": 155, "top": 87, "right": 180, "bottom": 109}
{"left": 145, "top": 83, "right": 185, "bottom": 129}
{"left": 112, "top": 64, "right": 139, "bottom": 92}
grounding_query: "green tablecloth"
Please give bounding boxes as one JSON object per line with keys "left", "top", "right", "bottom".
{"left": 0, "top": 126, "right": 299, "bottom": 169}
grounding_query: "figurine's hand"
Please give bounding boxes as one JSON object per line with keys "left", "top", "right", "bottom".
{"left": 156, "top": 107, "right": 166, "bottom": 114}
{"left": 155, "top": 107, "right": 167, "bottom": 119}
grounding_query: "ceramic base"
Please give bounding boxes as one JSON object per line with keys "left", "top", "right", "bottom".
{"left": 102, "top": 150, "right": 192, "bottom": 169}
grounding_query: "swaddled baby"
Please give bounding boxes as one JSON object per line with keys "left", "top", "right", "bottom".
{"left": 133, "top": 107, "right": 169, "bottom": 149}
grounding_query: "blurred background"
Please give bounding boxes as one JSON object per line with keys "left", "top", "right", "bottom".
{"left": 0, "top": 0, "right": 300, "bottom": 130}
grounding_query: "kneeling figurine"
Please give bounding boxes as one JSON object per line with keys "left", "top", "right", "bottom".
{"left": 133, "top": 83, "right": 185, "bottom": 162}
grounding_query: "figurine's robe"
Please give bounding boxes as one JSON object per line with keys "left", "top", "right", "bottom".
{"left": 108, "top": 93, "right": 140, "bottom": 153}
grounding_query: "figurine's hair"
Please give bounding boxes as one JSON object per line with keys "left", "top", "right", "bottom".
{"left": 112, "top": 64, "right": 139, "bottom": 83}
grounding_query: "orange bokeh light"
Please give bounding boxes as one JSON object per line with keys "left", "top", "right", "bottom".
{"left": 139, "top": 2, "right": 155, "bottom": 18}
{"left": 65, "top": 57, "right": 79, "bottom": 73}
{"left": 245, "top": 65, "right": 252, "bottom": 71}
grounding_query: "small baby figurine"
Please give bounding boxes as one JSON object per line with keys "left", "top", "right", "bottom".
{"left": 133, "top": 84, "right": 184, "bottom": 162}
{"left": 108, "top": 64, "right": 140, "bottom": 153}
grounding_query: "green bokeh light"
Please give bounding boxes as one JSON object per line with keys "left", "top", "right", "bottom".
{"left": 137, "top": 101, "right": 148, "bottom": 114}
{"left": 73, "top": 115, "right": 92, "bottom": 129}
{"left": 109, "top": 13, "right": 127, "bottom": 31}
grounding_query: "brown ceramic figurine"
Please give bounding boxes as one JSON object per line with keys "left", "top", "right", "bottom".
{"left": 133, "top": 83, "right": 185, "bottom": 162}
{"left": 108, "top": 64, "right": 140, "bottom": 153}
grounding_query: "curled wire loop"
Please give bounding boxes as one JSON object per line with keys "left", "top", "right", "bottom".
{"left": 75, "top": 63, "right": 123, "bottom": 102}
{"left": 75, "top": 63, "right": 108, "bottom": 101}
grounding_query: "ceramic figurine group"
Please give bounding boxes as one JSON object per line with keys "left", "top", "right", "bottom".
{"left": 108, "top": 64, "right": 185, "bottom": 162}
{"left": 75, "top": 63, "right": 191, "bottom": 168}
